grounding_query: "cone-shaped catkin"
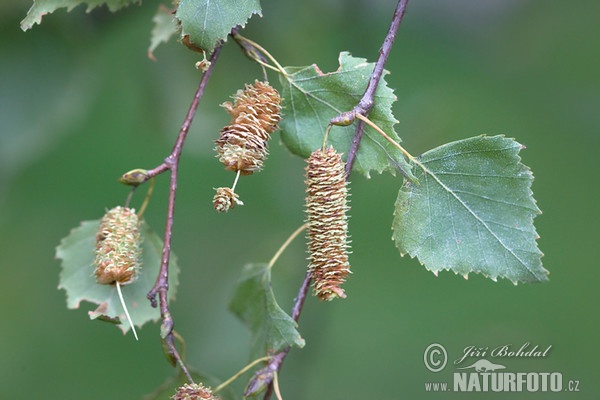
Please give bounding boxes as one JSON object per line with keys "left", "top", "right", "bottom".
{"left": 172, "top": 383, "right": 219, "bottom": 400}
{"left": 215, "top": 80, "right": 282, "bottom": 175}
{"left": 213, "top": 187, "right": 244, "bottom": 212}
{"left": 305, "top": 147, "right": 351, "bottom": 301}
{"left": 94, "top": 206, "right": 141, "bottom": 285}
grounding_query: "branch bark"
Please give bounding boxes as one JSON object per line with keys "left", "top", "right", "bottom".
{"left": 343, "top": 0, "right": 409, "bottom": 177}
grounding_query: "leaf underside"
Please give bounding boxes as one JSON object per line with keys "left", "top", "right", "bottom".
{"left": 148, "top": 5, "right": 179, "bottom": 60}
{"left": 21, "top": 0, "right": 139, "bottom": 31}
{"left": 279, "top": 52, "right": 413, "bottom": 179}
{"left": 392, "top": 135, "right": 547, "bottom": 284}
{"left": 56, "top": 219, "right": 179, "bottom": 334}
{"left": 176, "top": 0, "right": 262, "bottom": 53}
{"left": 229, "top": 263, "right": 305, "bottom": 360}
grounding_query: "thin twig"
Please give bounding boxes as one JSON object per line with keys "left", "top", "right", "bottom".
{"left": 262, "top": 270, "right": 312, "bottom": 400}
{"left": 344, "top": 0, "right": 409, "bottom": 177}
{"left": 145, "top": 44, "right": 223, "bottom": 383}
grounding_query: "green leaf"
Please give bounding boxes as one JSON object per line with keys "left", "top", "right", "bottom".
{"left": 279, "top": 51, "right": 413, "bottom": 179}
{"left": 148, "top": 5, "right": 179, "bottom": 61}
{"left": 21, "top": 0, "right": 139, "bottom": 31}
{"left": 176, "top": 0, "right": 262, "bottom": 53}
{"left": 392, "top": 135, "right": 547, "bottom": 284}
{"left": 56, "top": 218, "right": 179, "bottom": 335}
{"left": 229, "top": 263, "right": 305, "bottom": 360}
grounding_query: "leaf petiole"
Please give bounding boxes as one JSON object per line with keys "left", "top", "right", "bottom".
{"left": 353, "top": 113, "right": 416, "bottom": 162}
{"left": 268, "top": 223, "right": 308, "bottom": 270}
{"left": 232, "top": 33, "right": 288, "bottom": 78}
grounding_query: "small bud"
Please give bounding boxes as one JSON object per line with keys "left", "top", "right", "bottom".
{"left": 94, "top": 206, "right": 141, "bottom": 285}
{"left": 305, "top": 147, "right": 351, "bottom": 301}
{"left": 213, "top": 187, "right": 243, "bottom": 212}
{"left": 195, "top": 60, "right": 211, "bottom": 72}
{"left": 244, "top": 366, "right": 274, "bottom": 397}
{"left": 172, "top": 383, "right": 219, "bottom": 400}
{"left": 119, "top": 169, "right": 149, "bottom": 186}
{"left": 330, "top": 110, "right": 356, "bottom": 127}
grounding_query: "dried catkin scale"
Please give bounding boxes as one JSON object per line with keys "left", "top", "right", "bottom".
{"left": 305, "top": 147, "right": 351, "bottom": 301}
{"left": 213, "top": 186, "right": 244, "bottom": 213}
{"left": 94, "top": 206, "right": 142, "bottom": 340}
{"left": 215, "top": 80, "right": 282, "bottom": 175}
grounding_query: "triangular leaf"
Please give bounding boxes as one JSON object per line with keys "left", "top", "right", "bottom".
{"left": 21, "top": 0, "right": 139, "bottom": 31}
{"left": 148, "top": 4, "right": 179, "bottom": 61}
{"left": 56, "top": 218, "right": 179, "bottom": 334}
{"left": 229, "top": 263, "right": 305, "bottom": 360}
{"left": 279, "top": 51, "right": 413, "bottom": 179}
{"left": 392, "top": 135, "right": 547, "bottom": 283}
{"left": 176, "top": 0, "right": 262, "bottom": 53}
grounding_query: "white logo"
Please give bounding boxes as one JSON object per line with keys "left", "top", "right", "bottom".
{"left": 456, "top": 359, "right": 506, "bottom": 372}
{"left": 422, "top": 343, "right": 580, "bottom": 393}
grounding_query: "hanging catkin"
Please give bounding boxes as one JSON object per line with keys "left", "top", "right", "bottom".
{"left": 213, "top": 186, "right": 244, "bottom": 212}
{"left": 94, "top": 206, "right": 141, "bottom": 285}
{"left": 215, "top": 80, "right": 282, "bottom": 175}
{"left": 305, "top": 147, "right": 351, "bottom": 301}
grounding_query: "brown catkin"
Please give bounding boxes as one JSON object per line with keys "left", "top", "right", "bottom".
{"left": 215, "top": 80, "right": 282, "bottom": 175}
{"left": 94, "top": 206, "right": 141, "bottom": 285}
{"left": 305, "top": 147, "right": 351, "bottom": 301}
{"left": 213, "top": 186, "right": 243, "bottom": 212}
{"left": 172, "top": 383, "right": 219, "bottom": 400}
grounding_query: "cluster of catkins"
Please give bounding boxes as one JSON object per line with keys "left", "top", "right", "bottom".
{"left": 213, "top": 79, "right": 351, "bottom": 300}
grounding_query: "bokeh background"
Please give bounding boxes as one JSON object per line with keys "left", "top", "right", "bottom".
{"left": 1, "top": 0, "right": 598, "bottom": 398}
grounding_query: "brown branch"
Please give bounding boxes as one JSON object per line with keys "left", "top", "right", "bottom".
{"left": 342, "top": 0, "right": 409, "bottom": 177}
{"left": 144, "top": 44, "right": 223, "bottom": 382}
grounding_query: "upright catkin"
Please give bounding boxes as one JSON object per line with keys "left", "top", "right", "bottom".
{"left": 305, "top": 147, "right": 351, "bottom": 301}
{"left": 215, "top": 80, "right": 282, "bottom": 175}
{"left": 94, "top": 206, "right": 141, "bottom": 285}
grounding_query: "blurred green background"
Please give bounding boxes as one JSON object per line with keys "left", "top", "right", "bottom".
{"left": 1, "top": 0, "right": 598, "bottom": 398}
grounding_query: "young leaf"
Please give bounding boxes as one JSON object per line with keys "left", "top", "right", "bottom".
{"left": 20, "top": 0, "right": 140, "bottom": 31}
{"left": 278, "top": 52, "right": 413, "bottom": 179}
{"left": 176, "top": 0, "right": 262, "bottom": 53}
{"left": 56, "top": 219, "right": 179, "bottom": 334}
{"left": 229, "top": 263, "right": 305, "bottom": 360}
{"left": 392, "top": 135, "right": 547, "bottom": 284}
{"left": 148, "top": 5, "right": 179, "bottom": 61}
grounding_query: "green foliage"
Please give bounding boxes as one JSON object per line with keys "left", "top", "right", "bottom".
{"left": 279, "top": 52, "right": 413, "bottom": 179}
{"left": 176, "top": 0, "right": 262, "bottom": 53}
{"left": 56, "top": 218, "right": 179, "bottom": 334}
{"left": 20, "top": 0, "right": 139, "bottom": 31}
{"left": 148, "top": 5, "right": 178, "bottom": 60}
{"left": 229, "top": 263, "right": 305, "bottom": 360}
{"left": 392, "top": 135, "right": 547, "bottom": 283}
